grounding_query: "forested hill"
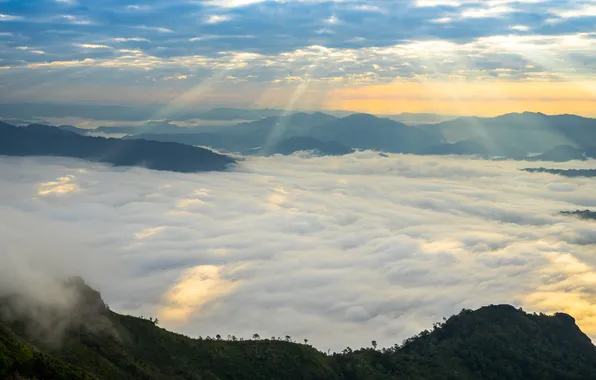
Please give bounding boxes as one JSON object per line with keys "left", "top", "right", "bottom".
{"left": 2, "top": 279, "right": 596, "bottom": 380}
{"left": 0, "top": 122, "right": 235, "bottom": 173}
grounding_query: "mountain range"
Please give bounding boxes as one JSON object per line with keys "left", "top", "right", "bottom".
{"left": 4, "top": 110, "right": 596, "bottom": 162}
{"left": 421, "top": 112, "right": 596, "bottom": 153}
{"left": 2, "top": 278, "right": 596, "bottom": 380}
{"left": 0, "top": 122, "right": 235, "bottom": 173}
{"left": 115, "top": 111, "right": 596, "bottom": 160}
{"left": 123, "top": 113, "right": 440, "bottom": 156}
{"left": 0, "top": 104, "right": 454, "bottom": 124}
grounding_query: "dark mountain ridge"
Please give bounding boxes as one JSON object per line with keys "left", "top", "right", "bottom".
{"left": 127, "top": 112, "right": 440, "bottom": 155}
{"left": 308, "top": 113, "right": 438, "bottom": 153}
{"left": 23, "top": 111, "right": 596, "bottom": 161}
{"left": 422, "top": 112, "right": 596, "bottom": 154}
{"left": 0, "top": 122, "right": 235, "bottom": 172}
{"left": 528, "top": 145, "right": 596, "bottom": 162}
{"left": 2, "top": 279, "right": 596, "bottom": 380}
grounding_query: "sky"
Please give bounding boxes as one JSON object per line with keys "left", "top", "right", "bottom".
{"left": 2, "top": 154, "right": 596, "bottom": 350}
{"left": 0, "top": 0, "right": 596, "bottom": 115}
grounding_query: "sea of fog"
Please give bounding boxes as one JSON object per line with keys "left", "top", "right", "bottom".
{"left": 1, "top": 152, "right": 596, "bottom": 351}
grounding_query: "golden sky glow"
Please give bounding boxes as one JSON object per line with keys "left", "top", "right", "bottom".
{"left": 322, "top": 81, "right": 596, "bottom": 116}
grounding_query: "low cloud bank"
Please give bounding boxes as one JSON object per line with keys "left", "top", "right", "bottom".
{"left": 1, "top": 153, "right": 595, "bottom": 350}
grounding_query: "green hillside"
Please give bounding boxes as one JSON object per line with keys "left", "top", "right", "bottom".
{"left": 2, "top": 279, "right": 596, "bottom": 380}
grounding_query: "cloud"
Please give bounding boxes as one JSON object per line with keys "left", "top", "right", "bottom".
{"left": 59, "top": 15, "right": 93, "bottom": 25}
{"left": 205, "top": 14, "right": 233, "bottom": 24}
{"left": 74, "top": 43, "right": 111, "bottom": 49}
{"left": 349, "top": 5, "right": 386, "bottom": 13}
{"left": 0, "top": 0, "right": 594, "bottom": 102}
{"left": 549, "top": 4, "right": 596, "bottom": 19}
{"left": 136, "top": 25, "right": 173, "bottom": 33}
{"left": 202, "top": 0, "right": 268, "bottom": 8}
{"left": 126, "top": 4, "right": 152, "bottom": 11}
{"left": 460, "top": 5, "right": 516, "bottom": 18}
{"left": 0, "top": 13, "right": 23, "bottom": 21}
{"left": 510, "top": 25, "right": 531, "bottom": 31}
{"left": 112, "top": 37, "right": 150, "bottom": 42}
{"left": 1, "top": 154, "right": 596, "bottom": 351}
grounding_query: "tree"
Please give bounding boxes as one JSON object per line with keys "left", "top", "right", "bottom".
{"left": 304, "top": 339, "right": 308, "bottom": 345}
{"left": 371, "top": 341, "right": 378, "bottom": 350}
{"left": 285, "top": 335, "right": 292, "bottom": 342}
{"left": 216, "top": 334, "right": 222, "bottom": 341}
{"left": 253, "top": 333, "right": 260, "bottom": 340}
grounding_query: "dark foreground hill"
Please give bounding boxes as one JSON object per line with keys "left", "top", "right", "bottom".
{"left": 0, "top": 122, "right": 235, "bottom": 173}
{"left": 2, "top": 279, "right": 596, "bottom": 380}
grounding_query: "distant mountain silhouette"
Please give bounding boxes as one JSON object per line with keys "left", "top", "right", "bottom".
{"left": 423, "top": 112, "right": 596, "bottom": 155}
{"left": 38, "top": 110, "right": 596, "bottom": 161}
{"left": 385, "top": 113, "right": 457, "bottom": 124}
{"left": 267, "top": 137, "right": 354, "bottom": 156}
{"left": 56, "top": 124, "right": 88, "bottom": 134}
{"left": 93, "top": 112, "right": 338, "bottom": 139}
{"left": 127, "top": 113, "right": 440, "bottom": 155}
{"left": 126, "top": 112, "right": 340, "bottom": 153}
{"left": 198, "top": 108, "right": 283, "bottom": 121}
{"left": 422, "top": 138, "right": 526, "bottom": 158}
{"left": 222, "top": 112, "right": 338, "bottom": 135}
{"left": 528, "top": 145, "right": 596, "bottom": 162}
{"left": 0, "top": 118, "right": 41, "bottom": 126}
{"left": 92, "top": 125, "right": 140, "bottom": 134}
{"left": 124, "top": 132, "right": 246, "bottom": 152}
{"left": 308, "top": 113, "right": 439, "bottom": 153}
{"left": 0, "top": 122, "right": 235, "bottom": 172}
{"left": 67, "top": 121, "right": 211, "bottom": 136}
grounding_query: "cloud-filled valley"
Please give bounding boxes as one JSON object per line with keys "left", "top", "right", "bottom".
{"left": 1, "top": 153, "right": 596, "bottom": 351}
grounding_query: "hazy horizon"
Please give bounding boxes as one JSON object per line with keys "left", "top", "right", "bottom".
{"left": 2, "top": 101, "right": 596, "bottom": 122}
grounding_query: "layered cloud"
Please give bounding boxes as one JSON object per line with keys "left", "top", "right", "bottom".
{"left": 0, "top": 0, "right": 595, "bottom": 110}
{"left": 1, "top": 154, "right": 596, "bottom": 350}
